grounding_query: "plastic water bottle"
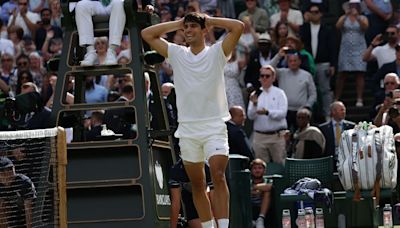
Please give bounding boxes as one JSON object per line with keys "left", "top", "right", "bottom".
{"left": 282, "top": 209, "right": 291, "bottom": 228}
{"left": 305, "top": 207, "right": 315, "bottom": 228}
{"left": 297, "top": 209, "right": 307, "bottom": 228}
{"left": 383, "top": 204, "right": 393, "bottom": 228}
{"left": 315, "top": 208, "right": 325, "bottom": 228}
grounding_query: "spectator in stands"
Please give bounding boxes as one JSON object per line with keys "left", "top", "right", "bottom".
{"left": 169, "top": 159, "right": 213, "bottom": 228}
{"left": 0, "top": 156, "right": 36, "bottom": 228}
{"left": 363, "top": 0, "right": 392, "bottom": 45}
{"left": 374, "top": 89, "right": 400, "bottom": 129}
{"left": 319, "top": 101, "right": 355, "bottom": 165}
{"left": 15, "top": 69, "right": 33, "bottom": 95}
{"left": 28, "top": 51, "right": 46, "bottom": 89}
{"left": 84, "top": 76, "right": 108, "bottom": 104}
{"left": 269, "top": 0, "right": 303, "bottom": 36}
{"left": 0, "top": 0, "right": 18, "bottom": 25}
{"left": 7, "top": 25, "right": 24, "bottom": 57}
{"left": 113, "top": 73, "right": 133, "bottom": 94}
{"left": 336, "top": 0, "right": 368, "bottom": 107}
{"left": 217, "top": 0, "right": 236, "bottom": 19}
{"left": 103, "top": 84, "right": 136, "bottom": 139}
{"left": 0, "top": 53, "right": 15, "bottom": 93}
{"left": 29, "top": 0, "right": 47, "bottom": 14}
{"left": 74, "top": 0, "right": 125, "bottom": 66}
{"left": 273, "top": 21, "right": 289, "bottom": 48}
{"left": 363, "top": 24, "right": 399, "bottom": 69}
{"left": 270, "top": 48, "right": 317, "bottom": 132}
{"left": 244, "top": 32, "right": 277, "bottom": 94}
{"left": 41, "top": 35, "right": 62, "bottom": 63}
{"left": 35, "top": 8, "right": 63, "bottom": 50}
{"left": 43, "top": 73, "right": 56, "bottom": 108}
{"left": 300, "top": 3, "right": 337, "bottom": 121}
{"left": 237, "top": 16, "right": 259, "bottom": 55}
{"left": 373, "top": 44, "right": 400, "bottom": 96}
{"left": 227, "top": 106, "right": 254, "bottom": 161}
{"left": 291, "top": 107, "right": 325, "bottom": 159}
{"left": 372, "top": 73, "right": 400, "bottom": 119}
{"left": 277, "top": 35, "right": 315, "bottom": 75}
{"left": 19, "top": 81, "right": 52, "bottom": 129}
{"left": 85, "top": 110, "right": 105, "bottom": 141}
{"left": 0, "top": 21, "right": 14, "bottom": 56}
{"left": 21, "top": 36, "right": 36, "bottom": 56}
{"left": 238, "top": 0, "right": 269, "bottom": 33}
{"left": 48, "top": 0, "right": 62, "bottom": 27}
{"left": 8, "top": 0, "right": 40, "bottom": 37}
{"left": 250, "top": 158, "right": 272, "bottom": 228}
{"left": 224, "top": 48, "right": 245, "bottom": 109}
{"left": 248, "top": 65, "right": 288, "bottom": 164}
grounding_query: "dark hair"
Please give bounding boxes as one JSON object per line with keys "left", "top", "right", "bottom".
{"left": 40, "top": 8, "right": 52, "bottom": 16}
{"left": 121, "top": 84, "right": 134, "bottom": 95}
{"left": 184, "top": 12, "right": 206, "bottom": 29}
{"left": 16, "top": 70, "right": 34, "bottom": 95}
{"left": 8, "top": 25, "right": 24, "bottom": 40}
{"left": 308, "top": 3, "right": 321, "bottom": 12}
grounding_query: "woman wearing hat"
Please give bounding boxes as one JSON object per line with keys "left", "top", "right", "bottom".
{"left": 336, "top": 0, "right": 369, "bottom": 107}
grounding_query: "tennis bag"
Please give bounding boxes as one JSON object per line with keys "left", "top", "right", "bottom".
{"left": 337, "top": 125, "right": 397, "bottom": 201}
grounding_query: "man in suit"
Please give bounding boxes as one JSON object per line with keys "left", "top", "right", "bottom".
{"left": 103, "top": 84, "right": 136, "bottom": 138}
{"left": 299, "top": 3, "right": 336, "bottom": 121}
{"left": 226, "top": 106, "right": 254, "bottom": 161}
{"left": 85, "top": 110, "right": 104, "bottom": 141}
{"left": 319, "top": 101, "right": 355, "bottom": 168}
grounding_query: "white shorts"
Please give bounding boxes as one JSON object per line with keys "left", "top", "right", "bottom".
{"left": 177, "top": 120, "right": 229, "bottom": 163}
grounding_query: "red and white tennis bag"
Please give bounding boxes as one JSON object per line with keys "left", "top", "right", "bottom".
{"left": 337, "top": 125, "right": 397, "bottom": 191}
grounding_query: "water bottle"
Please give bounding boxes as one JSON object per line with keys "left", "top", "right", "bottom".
{"left": 383, "top": 204, "right": 393, "bottom": 228}
{"left": 282, "top": 209, "right": 291, "bottom": 228}
{"left": 315, "top": 208, "right": 325, "bottom": 228}
{"left": 305, "top": 207, "right": 315, "bottom": 228}
{"left": 297, "top": 209, "right": 307, "bottom": 228}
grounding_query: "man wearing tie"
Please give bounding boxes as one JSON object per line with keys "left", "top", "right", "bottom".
{"left": 319, "top": 101, "right": 355, "bottom": 168}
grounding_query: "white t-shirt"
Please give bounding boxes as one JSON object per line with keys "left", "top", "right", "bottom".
{"left": 0, "top": 38, "right": 15, "bottom": 56}
{"left": 371, "top": 43, "right": 396, "bottom": 68}
{"left": 167, "top": 41, "right": 229, "bottom": 123}
{"left": 270, "top": 9, "right": 303, "bottom": 36}
{"left": 8, "top": 11, "right": 40, "bottom": 36}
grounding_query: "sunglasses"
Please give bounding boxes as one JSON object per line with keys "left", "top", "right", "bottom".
{"left": 17, "top": 62, "right": 28, "bottom": 66}
{"left": 1, "top": 58, "right": 12, "bottom": 62}
{"left": 18, "top": 2, "right": 27, "bottom": 5}
{"left": 260, "top": 74, "right": 272, "bottom": 78}
{"left": 386, "top": 32, "right": 396, "bottom": 36}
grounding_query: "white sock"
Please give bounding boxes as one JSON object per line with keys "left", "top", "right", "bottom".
{"left": 217, "top": 218, "right": 229, "bottom": 228}
{"left": 201, "top": 220, "right": 215, "bottom": 228}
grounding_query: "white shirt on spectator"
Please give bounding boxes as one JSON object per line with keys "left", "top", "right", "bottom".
{"left": 270, "top": 9, "right": 303, "bottom": 36}
{"left": 371, "top": 43, "right": 396, "bottom": 68}
{"left": 0, "top": 38, "right": 15, "bottom": 56}
{"left": 247, "top": 86, "right": 288, "bottom": 132}
{"left": 8, "top": 11, "right": 40, "bottom": 36}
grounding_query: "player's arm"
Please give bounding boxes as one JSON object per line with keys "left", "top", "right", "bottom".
{"left": 141, "top": 19, "right": 184, "bottom": 58}
{"left": 169, "top": 187, "right": 182, "bottom": 228}
{"left": 206, "top": 16, "right": 244, "bottom": 57}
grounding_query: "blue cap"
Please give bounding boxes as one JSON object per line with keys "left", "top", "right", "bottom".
{"left": 0, "top": 157, "right": 13, "bottom": 170}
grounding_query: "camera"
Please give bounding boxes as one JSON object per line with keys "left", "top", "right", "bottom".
{"left": 0, "top": 92, "right": 44, "bottom": 130}
{"left": 388, "top": 106, "right": 400, "bottom": 119}
{"left": 386, "top": 91, "right": 393, "bottom": 98}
